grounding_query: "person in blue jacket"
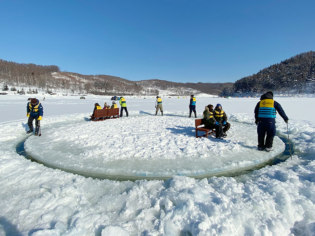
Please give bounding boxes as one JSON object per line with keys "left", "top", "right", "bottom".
{"left": 189, "top": 95, "right": 197, "bottom": 118}
{"left": 27, "top": 98, "right": 43, "bottom": 135}
{"left": 254, "top": 91, "right": 288, "bottom": 151}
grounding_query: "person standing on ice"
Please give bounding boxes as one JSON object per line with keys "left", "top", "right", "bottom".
{"left": 189, "top": 94, "right": 197, "bottom": 118}
{"left": 119, "top": 96, "right": 128, "bottom": 117}
{"left": 255, "top": 91, "right": 288, "bottom": 152}
{"left": 26, "top": 98, "right": 43, "bottom": 135}
{"left": 214, "top": 104, "right": 230, "bottom": 137}
{"left": 155, "top": 96, "right": 163, "bottom": 116}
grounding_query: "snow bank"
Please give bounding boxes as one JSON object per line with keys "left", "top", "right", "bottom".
{"left": 0, "top": 96, "right": 314, "bottom": 235}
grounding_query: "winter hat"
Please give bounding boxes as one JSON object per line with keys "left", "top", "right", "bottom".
{"left": 216, "top": 104, "right": 222, "bottom": 109}
{"left": 207, "top": 104, "right": 213, "bottom": 110}
{"left": 266, "top": 91, "right": 273, "bottom": 97}
{"left": 31, "top": 98, "right": 37, "bottom": 105}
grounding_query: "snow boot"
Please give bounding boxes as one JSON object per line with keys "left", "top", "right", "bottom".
{"left": 27, "top": 130, "right": 33, "bottom": 134}
{"left": 257, "top": 146, "right": 265, "bottom": 151}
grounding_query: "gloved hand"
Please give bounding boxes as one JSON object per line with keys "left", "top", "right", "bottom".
{"left": 215, "top": 121, "right": 219, "bottom": 125}
{"left": 37, "top": 116, "right": 42, "bottom": 121}
{"left": 223, "top": 121, "right": 227, "bottom": 125}
{"left": 27, "top": 113, "right": 30, "bottom": 117}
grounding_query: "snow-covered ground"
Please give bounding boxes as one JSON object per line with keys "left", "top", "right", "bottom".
{"left": 0, "top": 94, "right": 315, "bottom": 235}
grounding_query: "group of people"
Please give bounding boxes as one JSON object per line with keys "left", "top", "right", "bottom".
{"left": 26, "top": 91, "right": 288, "bottom": 152}
{"left": 93, "top": 96, "right": 128, "bottom": 117}
{"left": 200, "top": 91, "right": 288, "bottom": 151}
{"left": 154, "top": 94, "right": 197, "bottom": 118}
{"left": 202, "top": 103, "right": 231, "bottom": 139}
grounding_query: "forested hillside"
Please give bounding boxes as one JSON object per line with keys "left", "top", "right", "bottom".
{"left": 223, "top": 51, "right": 315, "bottom": 96}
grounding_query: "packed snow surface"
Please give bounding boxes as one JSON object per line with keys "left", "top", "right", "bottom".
{"left": 25, "top": 115, "right": 284, "bottom": 179}
{"left": 0, "top": 94, "right": 315, "bottom": 235}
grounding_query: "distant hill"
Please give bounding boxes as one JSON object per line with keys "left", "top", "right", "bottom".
{"left": 2, "top": 52, "right": 313, "bottom": 96}
{"left": 0, "top": 59, "right": 231, "bottom": 96}
{"left": 223, "top": 51, "right": 315, "bottom": 96}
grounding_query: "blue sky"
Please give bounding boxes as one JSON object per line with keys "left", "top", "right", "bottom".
{"left": 0, "top": 0, "right": 314, "bottom": 83}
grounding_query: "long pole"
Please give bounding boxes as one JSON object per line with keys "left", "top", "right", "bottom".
{"left": 287, "top": 122, "right": 293, "bottom": 159}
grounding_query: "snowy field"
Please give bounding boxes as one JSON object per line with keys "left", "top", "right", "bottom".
{"left": 0, "top": 94, "right": 315, "bottom": 235}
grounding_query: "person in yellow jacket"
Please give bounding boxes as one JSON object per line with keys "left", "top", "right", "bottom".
{"left": 91, "top": 103, "right": 102, "bottom": 120}
{"left": 119, "top": 97, "right": 128, "bottom": 117}
{"left": 155, "top": 96, "right": 163, "bottom": 116}
{"left": 111, "top": 101, "right": 118, "bottom": 109}
{"left": 26, "top": 98, "right": 43, "bottom": 135}
{"left": 214, "top": 104, "right": 231, "bottom": 138}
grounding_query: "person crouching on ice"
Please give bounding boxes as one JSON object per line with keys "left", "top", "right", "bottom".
{"left": 214, "top": 104, "right": 230, "bottom": 138}
{"left": 254, "top": 91, "right": 288, "bottom": 152}
{"left": 27, "top": 98, "right": 43, "bottom": 135}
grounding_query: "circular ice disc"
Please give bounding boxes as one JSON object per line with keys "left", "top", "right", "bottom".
{"left": 25, "top": 116, "right": 285, "bottom": 179}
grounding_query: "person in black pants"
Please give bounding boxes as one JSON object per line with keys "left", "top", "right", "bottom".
{"left": 214, "top": 104, "right": 230, "bottom": 137}
{"left": 254, "top": 91, "right": 288, "bottom": 151}
{"left": 189, "top": 95, "right": 197, "bottom": 118}
{"left": 27, "top": 98, "right": 43, "bottom": 135}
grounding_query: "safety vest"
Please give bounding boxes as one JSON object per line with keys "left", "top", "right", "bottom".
{"left": 29, "top": 103, "right": 40, "bottom": 113}
{"left": 120, "top": 97, "right": 127, "bottom": 107}
{"left": 112, "top": 104, "right": 118, "bottom": 108}
{"left": 214, "top": 110, "right": 224, "bottom": 118}
{"left": 191, "top": 97, "right": 196, "bottom": 106}
{"left": 209, "top": 111, "right": 214, "bottom": 119}
{"left": 157, "top": 98, "right": 162, "bottom": 104}
{"left": 258, "top": 99, "right": 276, "bottom": 118}
{"left": 204, "top": 110, "right": 214, "bottom": 119}
{"left": 96, "top": 105, "right": 102, "bottom": 110}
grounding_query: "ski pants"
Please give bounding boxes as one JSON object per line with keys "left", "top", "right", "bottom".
{"left": 120, "top": 107, "right": 128, "bottom": 117}
{"left": 257, "top": 121, "right": 276, "bottom": 148}
{"left": 214, "top": 124, "right": 223, "bottom": 138}
{"left": 28, "top": 116, "right": 40, "bottom": 131}
{"left": 189, "top": 105, "right": 196, "bottom": 118}
{"left": 155, "top": 104, "right": 163, "bottom": 115}
{"left": 222, "top": 122, "right": 231, "bottom": 133}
